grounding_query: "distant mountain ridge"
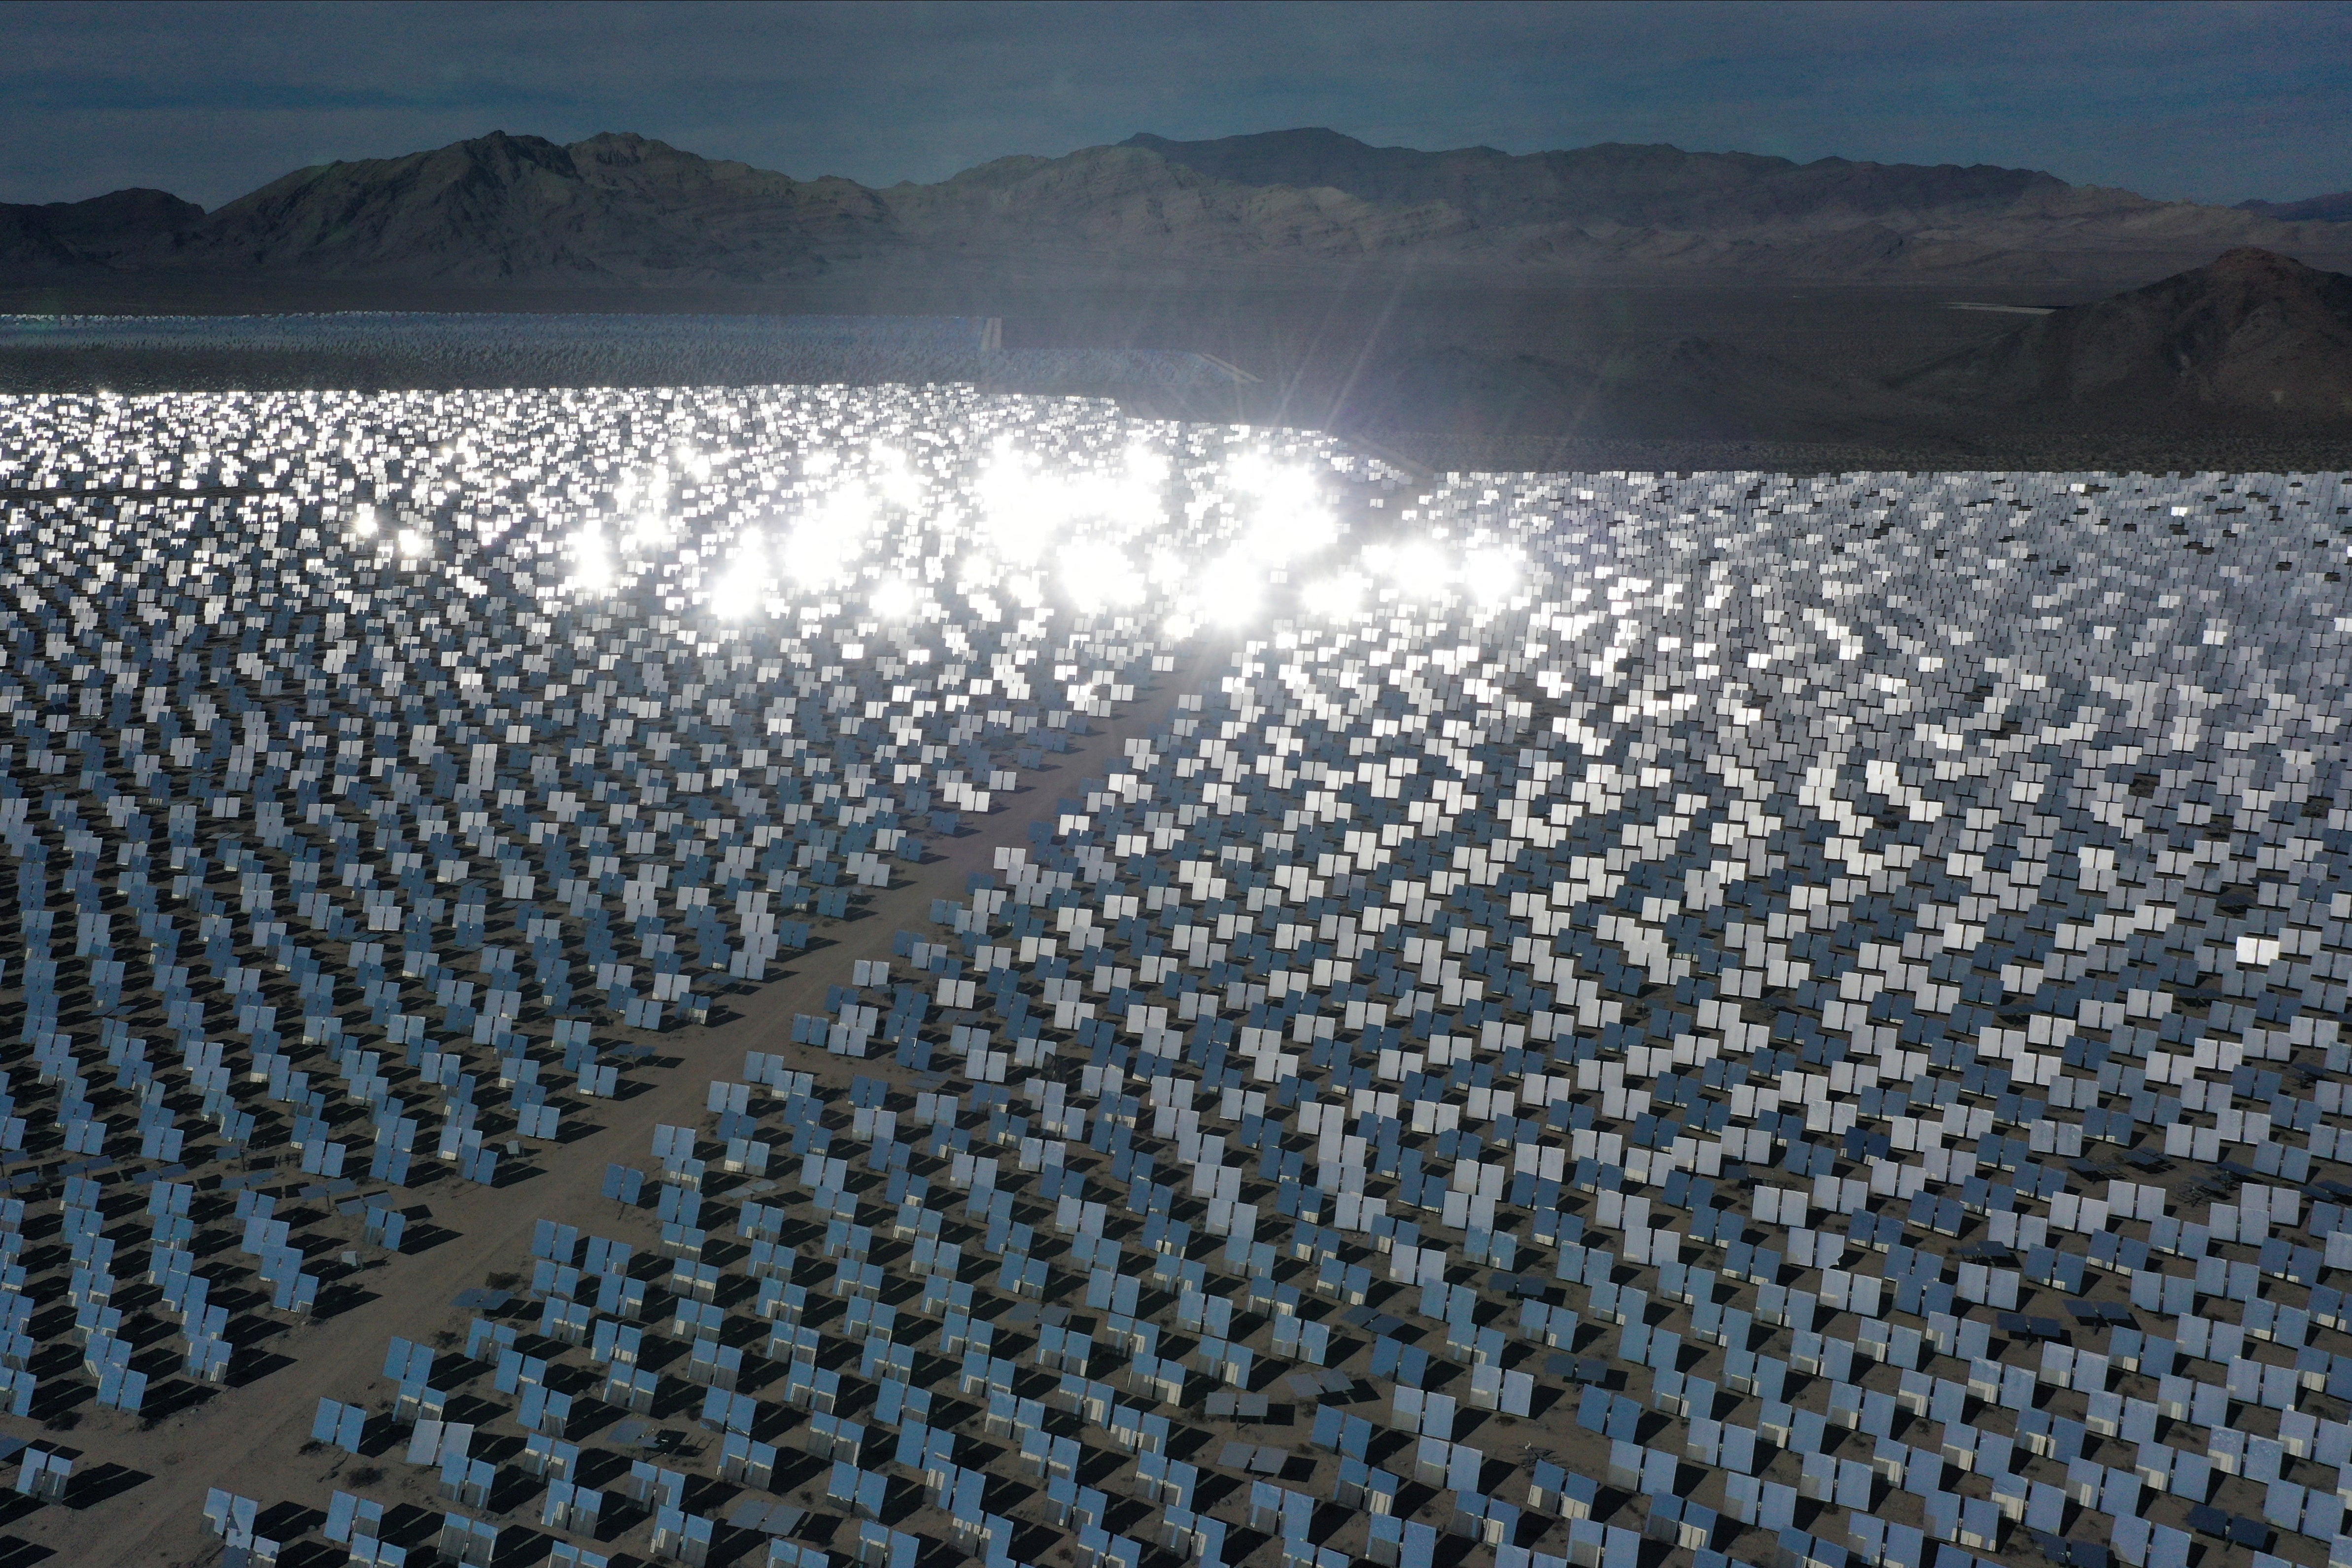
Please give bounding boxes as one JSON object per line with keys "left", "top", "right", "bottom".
{"left": 155, "top": 131, "right": 891, "bottom": 283}
{"left": 2237, "top": 191, "right": 2352, "bottom": 223}
{"left": 0, "top": 188, "right": 204, "bottom": 272}
{"left": 7, "top": 126, "right": 2349, "bottom": 286}
{"left": 1333, "top": 247, "right": 2352, "bottom": 447}
{"left": 1120, "top": 129, "right": 2071, "bottom": 230}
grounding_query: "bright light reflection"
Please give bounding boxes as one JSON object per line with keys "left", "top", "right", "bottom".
{"left": 1240, "top": 505, "right": 1336, "bottom": 567}
{"left": 572, "top": 528, "right": 614, "bottom": 593}
{"left": 1465, "top": 546, "right": 1522, "bottom": 606}
{"left": 976, "top": 453, "right": 1162, "bottom": 570}
{"left": 625, "top": 512, "right": 674, "bottom": 551}
{"left": 979, "top": 458, "right": 1055, "bottom": 563}
{"left": 1302, "top": 573, "right": 1368, "bottom": 620}
{"left": 872, "top": 448, "right": 922, "bottom": 509}
{"left": 871, "top": 579, "right": 918, "bottom": 620}
{"left": 788, "top": 486, "right": 873, "bottom": 588}
{"left": 1369, "top": 541, "right": 1452, "bottom": 598}
{"left": 1126, "top": 446, "right": 1170, "bottom": 490}
{"left": 1061, "top": 540, "right": 1143, "bottom": 613}
{"left": 1191, "top": 553, "right": 1263, "bottom": 625}
{"left": 710, "top": 533, "right": 766, "bottom": 619}
{"left": 1226, "top": 459, "right": 1335, "bottom": 566}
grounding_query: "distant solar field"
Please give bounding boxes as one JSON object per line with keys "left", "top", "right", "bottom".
{"left": 0, "top": 312, "right": 1253, "bottom": 393}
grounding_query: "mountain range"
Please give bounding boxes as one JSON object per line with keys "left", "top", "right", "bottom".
{"left": 2237, "top": 191, "right": 2352, "bottom": 224}
{"left": 6, "top": 126, "right": 2348, "bottom": 286}
{"left": 4, "top": 128, "right": 2346, "bottom": 456}
{"left": 1893, "top": 246, "right": 2352, "bottom": 421}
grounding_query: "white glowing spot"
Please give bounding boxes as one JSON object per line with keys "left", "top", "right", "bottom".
{"left": 572, "top": 529, "right": 614, "bottom": 593}
{"left": 1224, "top": 454, "right": 1275, "bottom": 496}
{"left": 625, "top": 512, "right": 675, "bottom": 552}
{"left": 1368, "top": 541, "right": 1452, "bottom": 597}
{"left": 872, "top": 447, "right": 923, "bottom": 509}
{"left": 872, "top": 579, "right": 918, "bottom": 620}
{"left": 1126, "top": 445, "right": 1170, "bottom": 490}
{"left": 352, "top": 508, "right": 380, "bottom": 538}
{"left": 827, "top": 484, "right": 875, "bottom": 536}
{"left": 1465, "top": 546, "right": 1522, "bottom": 606}
{"left": 953, "top": 556, "right": 1001, "bottom": 596}
{"left": 1241, "top": 504, "right": 1336, "bottom": 567}
{"left": 786, "top": 531, "right": 848, "bottom": 587}
{"left": 396, "top": 528, "right": 430, "bottom": 560}
{"left": 1302, "top": 573, "right": 1368, "bottom": 621}
{"left": 710, "top": 533, "right": 767, "bottom": 620}
{"left": 978, "top": 459, "right": 1055, "bottom": 563}
{"left": 1192, "top": 553, "right": 1263, "bottom": 625}
{"left": 789, "top": 485, "right": 874, "bottom": 588}
{"left": 1224, "top": 460, "right": 1335, "bottom": 567}
{"left": 1061, "top": 540, "right": 1143, "bottom": 613}
{"left": 804, "top": 449, "right": 837, "bottom": 476}
{"left": 974, "top": 453, "right": 1162, "bottom": 570}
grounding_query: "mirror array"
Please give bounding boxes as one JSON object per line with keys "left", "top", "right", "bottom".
{"left": 3, "top": 377, "right": 2350, "bottom": 1568}
{"left": 0, "top": 382, "right": 1347, "bottom": 1547}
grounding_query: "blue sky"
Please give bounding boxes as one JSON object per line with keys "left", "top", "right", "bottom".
{"left": 6, "top": 0, "right": 2347, "bottom": 209}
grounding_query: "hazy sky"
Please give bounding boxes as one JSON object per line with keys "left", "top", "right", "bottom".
{"left": 7, "top": 0, "right": 2347, "bottom": 210}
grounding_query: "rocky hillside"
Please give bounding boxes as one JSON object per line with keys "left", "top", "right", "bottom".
{"left": 2238, "top": 191, "right": 2352, "bottom": 223}
{"left": 1342, "top": 249, "right": 2352, "bottom": 446}
{"left": 0, "top": 188, "right": 204, "bottom": 272}
{"left": 1893, "top": 247, "right": 2352, "bottom": 421}
{"left": 150, "top": 132, "right": 894, "bottom": 283}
